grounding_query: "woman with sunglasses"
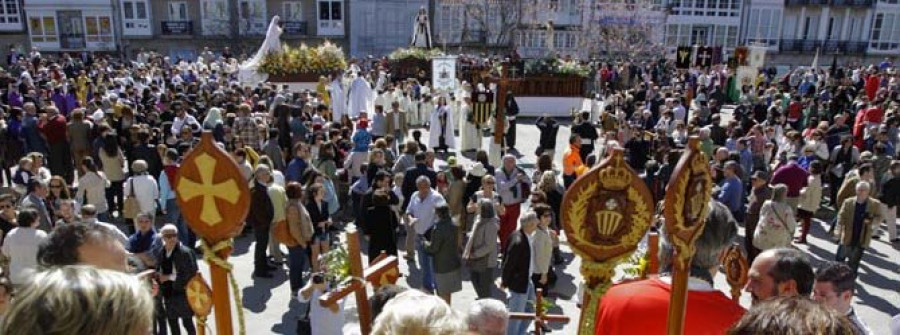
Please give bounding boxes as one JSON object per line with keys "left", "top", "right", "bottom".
{"left": 46, "top": 175, "right": 71, "bottom": 220}
{"left": 0, "top": 194, "right": 17, "bottom": 244}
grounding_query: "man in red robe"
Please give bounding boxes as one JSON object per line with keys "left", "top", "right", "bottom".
{"left": 595, "top": 200, "right": 745, "bottom": 335}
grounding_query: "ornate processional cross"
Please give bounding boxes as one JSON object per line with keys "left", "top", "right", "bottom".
{"left": 177, "top": 153, "right": 242, "bottom": 225}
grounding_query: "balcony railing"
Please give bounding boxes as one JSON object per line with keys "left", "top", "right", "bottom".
{"left": 780, "top": 39, "right": 868, "bottom": 54}
{"left": 786, "top": 0, "right": 872, "bottom": 4}
{"left": 829, "top": 0, "right": 874, "bottom": 5}
{"left": 161, "top": 21, "right": 192, "bottom": 36}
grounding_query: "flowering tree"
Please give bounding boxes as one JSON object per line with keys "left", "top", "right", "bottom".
{"left": 580, "top": 0, "right": 667, "bottom": 60}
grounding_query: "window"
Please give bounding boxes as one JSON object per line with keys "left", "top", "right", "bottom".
{"left": 283, "top": 1, "right": 303, "bottom": 21}
{"left": 169, "top": 1, "right": 188, "bottom": 21}
{"left": 317, "top": 0, "right": 343, "bottom": 36}
{"left": 84, "top": 16, "right": 113, "bottom": 43}
{"left": 0, "top": 0, "right": 20, "bottom": 25}
{"left": 123, "top": 1, "right": 147, "bottom": 20}
{"left": 746, "top": 8, "right": 781, "bottom": 46}
{"left": 870, "top": 13, "right": 900, "bottom": 50}
{"left": 29, "top": 16, "right": 57, "bottom": 43}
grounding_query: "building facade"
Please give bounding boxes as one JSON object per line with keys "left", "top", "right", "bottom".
{"left": 2, "top": 0, "right": 346, "bottom": 60}
{"left": 348, "top": 0, "right": 427, "bottom": 58}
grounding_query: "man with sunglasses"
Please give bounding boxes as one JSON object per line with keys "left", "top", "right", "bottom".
{"left": 156, "top": 224, "right": 198, "bottom": 335}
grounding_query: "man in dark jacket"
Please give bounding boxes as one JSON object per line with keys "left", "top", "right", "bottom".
{"left": 535, "top": 115, "right": 559, "bottom": 158}
{"left": 249, "top": 165, "right": 276, "bottom": 278}
{"left": 156, "top": 224, "right": 199, "bottom": 335}
{"left": 746, "top": 171, "right": 772, "bottom": 263}
{"left": 505, "top": 91, "right": 519, "bottom": 151}
{"left": 502, "top": 211, "right": 538, "bottom": 335}
{"left": 878, "top": 161, "right": 900, "bottom": 242}
{"left": 401, "top": 152, "right": 436, "bottom": 210}
{"left": 130, "top": 129, "right": 163, "bottom": 179}
{"left": 571, "top": 111, "right": 599, "bottom": 162}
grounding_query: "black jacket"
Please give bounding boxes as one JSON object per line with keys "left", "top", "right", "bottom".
{"left": 248, "top": 181, "right": 273, "bottom": 228}
{"left": 502, "top": 229, "right": 532, "bottom": 294}
{"left": 156, "top": 243, "right": 198, "bottom": 318}
{"left": 536, "top": 117, "right": 560, "bottom": 149}
{"left": 881, "top": 176, "right": 900, "bottom": 208}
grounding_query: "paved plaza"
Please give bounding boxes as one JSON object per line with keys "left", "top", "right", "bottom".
{"left": 197, "top": 118, "right": 899, "bottom": 335}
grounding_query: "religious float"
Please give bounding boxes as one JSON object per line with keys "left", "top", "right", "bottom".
{"left": 387, "top": 47, "right": 445, "bottom": 83}
{"left": 259, "top": 42, "right": 347, "bottom": 83}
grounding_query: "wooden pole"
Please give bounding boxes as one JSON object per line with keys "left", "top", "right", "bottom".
{"left": 645, "top": 231, "right": 660, "bottom": 278}
{"left": 212, "top": 247, "right": 234, "bottom": 335}
{"left": 347, "top": 227, "right": 372, "bottom": 335}
{"left": 196, "top": 317, "right": 206, "bottom": 335}
{"left": 666, "top": 251, "right": 690, "bottom": 335}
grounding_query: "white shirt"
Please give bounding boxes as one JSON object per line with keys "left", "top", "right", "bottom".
{"left": 405, "top": 189, "right": 445, "bottom": 235}
{"left": 298, "top": 288, "right": 345, "bottom": 335}
{"left": 171, "top": 114, "right": 200, "bottom": 135}
{"left": 125, "top": 174, "right": 159, "bottom": 214}
{"left": 2, "top": 227, "right": 48, "bottom": 285}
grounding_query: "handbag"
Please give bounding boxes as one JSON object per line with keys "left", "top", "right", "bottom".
{"left": 273, "top": 220, "right": 299, "bottom": 247}
{"left": 122, "top": 179, "right": 140, "bottom": 220}
{"left": 296, "top": 298, "right": 311, "bottom": 335}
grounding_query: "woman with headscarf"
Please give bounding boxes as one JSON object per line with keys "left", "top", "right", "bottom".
{"left": 753, "top": 184, "right": 797, "bottom": 251}
{"left": 203, "top": 107, "right": 226, "bottom": 143}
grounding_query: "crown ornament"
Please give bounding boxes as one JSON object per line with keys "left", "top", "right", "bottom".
{"left": 598, "top": 155, "right": 631, "bottom": 190}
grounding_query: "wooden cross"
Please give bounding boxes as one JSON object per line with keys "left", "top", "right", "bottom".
{"left": 176, "top": 132, "right": 252, "bottom": 335}
{"left": 319, "top": 224, "right": 400, "bottom": 335}
{"left": 508, "top": 288, "right": 570, "bottom": 335}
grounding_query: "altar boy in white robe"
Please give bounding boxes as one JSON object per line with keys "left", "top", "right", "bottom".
{"left": 329, "top": 74, "right": 345, "bottom": 122}
{"left": 459, "top": 92, "right": 481, "bottom": 152}
{"left": 347, "top": 72, "right": 374, "bottom": 119}
{"left": 429, "top": 95, "right": 455, "bottom": 153}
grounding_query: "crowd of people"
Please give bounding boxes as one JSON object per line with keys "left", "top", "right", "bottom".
{"left": 0, "top": 44, "right": 895, "bottom": 335}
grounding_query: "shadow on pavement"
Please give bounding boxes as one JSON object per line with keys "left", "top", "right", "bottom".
{"left": 242, "top": 269, "right": 288, "bottom": 313}
{"left": 271, "top": 298, "right": 303, "bottom": 334}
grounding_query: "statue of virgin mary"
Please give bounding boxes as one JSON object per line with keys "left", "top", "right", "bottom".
{"left": 410, "top": 7, "right": 433, "bottom": 49}
{"left": 239, "top": 16, "right": 282, "bottom": 84}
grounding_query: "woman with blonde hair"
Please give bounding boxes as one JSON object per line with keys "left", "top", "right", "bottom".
{"left": 1, "top": 265, "right": 154, "bottom": 335}
{"left": 371, "top": 289, "right": 466, "bottom": 335}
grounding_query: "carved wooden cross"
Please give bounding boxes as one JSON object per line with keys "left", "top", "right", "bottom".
{"left": 319, "top": 224, "right": 400, "bottom": 335}
{"left": 508, "top": 288, "right": 570, "bottom": 335}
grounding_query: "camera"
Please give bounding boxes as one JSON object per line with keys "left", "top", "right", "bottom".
{"left": 312, "top": 273, "right": 325, "bottom": 284}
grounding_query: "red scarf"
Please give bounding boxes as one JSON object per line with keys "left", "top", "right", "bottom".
{"left": 164, "top": 165, "right": 179, "bottom": 187}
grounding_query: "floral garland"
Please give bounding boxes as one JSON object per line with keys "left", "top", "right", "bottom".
{"left": 320, "top": 245, "right": 351, "bottom": 283}
{"left": 388, "top": 47, "right": 445, "bottom": 60}
{"left": 259, "top": 42, "right": 347, "bottom": 76}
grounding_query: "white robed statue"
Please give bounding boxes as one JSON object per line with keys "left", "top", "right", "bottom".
{"left": 429, "top": 95, "right": 456, "bottom": 151}
{"left": 346, "top": 73, "right": 374, "bottom": 119}
{"left": 329, "top": 74, "right": 346, "bottom": 122}
{"left": 410, "top": 7, "right": 433, "bottom": 49}
{"left": 239, "top": 16, "right": 282, "bottom": 84}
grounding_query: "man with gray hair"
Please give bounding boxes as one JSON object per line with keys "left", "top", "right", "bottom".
{"left": 836, "top": 180, "right": 882, "bottom": 274}
{"left": 594, "top": 200, "right": 745, "bottom": 334}
{"left": 405, "top": 175, "right": 445, "bottom": 293}
{"left": 467, "top": 298, "right": 508, "bottom": 335}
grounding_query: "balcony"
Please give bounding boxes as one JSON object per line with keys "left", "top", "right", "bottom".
{"left": 784, "top": 0, "right": 829, "bottom": 4}
{"left": 829, "top": 0, "right": 874, "bottom": 5}
{"left": 780, "top": 39, "right": 868, "bottom": 54}
{"left": 283, "top": 21, "right": 308, "bottom": 35}
{"left": 161, "top": 21, "right": 193, "bottom": 36}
